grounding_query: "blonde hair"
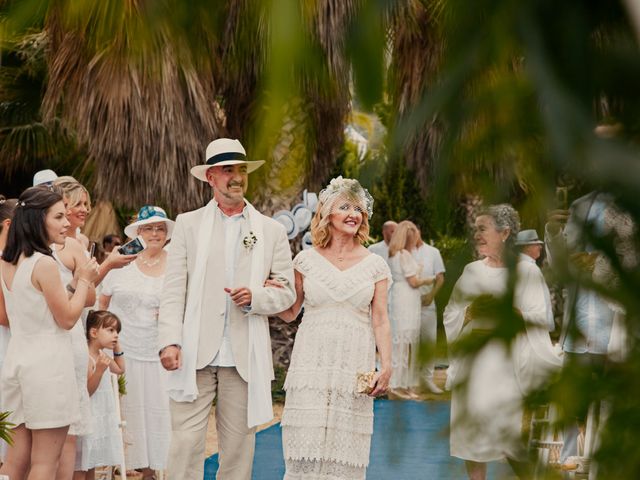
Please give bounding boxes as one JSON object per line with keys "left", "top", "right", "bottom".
{"left": 53, "top": 176, "right": 92, "bottom": 213}
{"left": 388, "top": 220, "right": 418, "bottom": 257}
{"left": 310, "top": 200, "right": 371, "bottom": 248}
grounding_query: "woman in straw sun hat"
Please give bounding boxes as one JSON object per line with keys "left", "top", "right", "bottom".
{"left": 100, "top": 205, "right": 175, "bottom": 478}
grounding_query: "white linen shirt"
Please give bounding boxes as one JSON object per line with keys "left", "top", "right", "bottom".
{"left": 209, "top": 206, "right": 248, "bottom": 367}
{"left": 368, "top": 240, "right": 390, "bottom": 262}
{"left": 413, "top": 243, "right": 445, "bottom": 310}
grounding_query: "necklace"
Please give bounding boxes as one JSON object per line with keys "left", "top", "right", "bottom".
{"left": 139, "top": 254, "right": 162, "bottom": 268}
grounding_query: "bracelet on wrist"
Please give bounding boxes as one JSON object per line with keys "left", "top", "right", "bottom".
{"left": 78, "top": 278, "right": 91, "bottom": 287}
{"left": 113, "top": 351, "right": 124, "bottom": 357}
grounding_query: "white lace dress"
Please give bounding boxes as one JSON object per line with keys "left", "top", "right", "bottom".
{"left": 282, "top": 249, "right": 392, "bottom": 480}
{"left": 387, "top": 250, "right": 421, "bottom": 389}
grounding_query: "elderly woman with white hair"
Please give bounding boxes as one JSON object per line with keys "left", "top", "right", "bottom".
{"left": 275, "top": 176, "right": 393, "bottom": 479}
{"left": 99, "top": 206, "right": 175, "bottom": 479}
{"left": 444, "top": 204, "right": 562, "bottom": 480}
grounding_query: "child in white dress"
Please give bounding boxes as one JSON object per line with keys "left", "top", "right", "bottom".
{"left": 75, "top": 310, "right": 125, "bottom": 480}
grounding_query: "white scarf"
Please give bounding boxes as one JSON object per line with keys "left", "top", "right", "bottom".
{"left": 166, "top": 200, "right": 274, "bottom": 427}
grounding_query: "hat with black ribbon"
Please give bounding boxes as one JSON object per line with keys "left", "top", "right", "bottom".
{"left": 190, "top": 138, "right": 265, "bottom": 182}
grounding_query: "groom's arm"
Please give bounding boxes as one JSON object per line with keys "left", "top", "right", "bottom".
{"left": 249, "top": 225, "right": 296, "bottom": 315}
{"left": 158, "top": 214, "right": 188, "bottom": 351}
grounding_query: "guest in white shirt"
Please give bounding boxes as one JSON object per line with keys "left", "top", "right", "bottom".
{"left": 413, "top": 228, "right": 445, "bottom": 394}
{"left": 368, "top": 220, "right": 397, "bottom": 262}
{"left": 516, "top": 229, "right": 555, "bottom": 332}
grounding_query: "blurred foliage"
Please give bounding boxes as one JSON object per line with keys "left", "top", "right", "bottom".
{"left": 1, "top": 0, "right": 640, "bottom": 475}
{"left": 118, "top": 373, "right": 127, "bottom": 396}
{"left": 0, "top": 410, "right": 14, "bottom": 445}
{"left": 271, "top": 365, "right": 288, "bottom": 404}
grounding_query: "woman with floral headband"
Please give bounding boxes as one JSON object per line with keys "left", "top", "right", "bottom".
{"left": 98, "top": 206, "right": 175, "bottom": 479}
{"left": 275, "top": 176, "right": 393, "bottom": 479}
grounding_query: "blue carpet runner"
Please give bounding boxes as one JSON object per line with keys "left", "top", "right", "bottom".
{"left": 204, "top": 399, "right": 515, "bottom": 479}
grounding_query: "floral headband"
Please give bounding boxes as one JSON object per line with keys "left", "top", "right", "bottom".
{"left": 318, "top": 176, "right": 374, "bottom": 218}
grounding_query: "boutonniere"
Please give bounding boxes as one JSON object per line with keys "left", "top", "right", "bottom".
{"left": 242, "top": 231, "right": 258, "bottom": 250}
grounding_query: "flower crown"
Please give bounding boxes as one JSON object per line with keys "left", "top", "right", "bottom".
{"left": 318, "top": 176, "right": 374, "bottom": 218}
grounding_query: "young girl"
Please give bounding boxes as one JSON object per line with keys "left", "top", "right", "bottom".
{"left": 0, "top": 186, "right": 99, "bottom": 480}
{"left": 74, "top": 310, "right": 125, "bottom": 480}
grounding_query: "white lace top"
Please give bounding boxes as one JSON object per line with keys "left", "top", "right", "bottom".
{"left": 102, "top": 263, "right": 165, "bottom": 361}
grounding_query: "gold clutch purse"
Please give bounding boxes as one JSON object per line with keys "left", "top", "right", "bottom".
{"left": 356, "top": 371, "right": 376, "bottom": 395}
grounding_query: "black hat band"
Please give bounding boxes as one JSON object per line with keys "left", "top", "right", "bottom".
{"left": 206, "top": 151, "right": 247, "bottom": 165}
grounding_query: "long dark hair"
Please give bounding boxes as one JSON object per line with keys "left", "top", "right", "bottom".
{"left": 0, "top": 195, "right": 18, "bottom": 235}
{"left": 2, "top": 187, "right": 64, "bottom": 265}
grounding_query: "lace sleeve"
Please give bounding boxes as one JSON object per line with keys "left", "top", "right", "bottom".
{"left": 293, "top": 250, "right": 309, "bottom": 274}
{"left": 370, "top": 255, "right": 392, "bottom": 287}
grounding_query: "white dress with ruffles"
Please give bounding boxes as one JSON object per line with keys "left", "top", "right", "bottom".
{"left": 282, "top": 249, "right": 392, "bottom": 480}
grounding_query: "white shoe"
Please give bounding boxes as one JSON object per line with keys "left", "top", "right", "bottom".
{"left": 424, "top": 378, "right": 443, "bottom": 394}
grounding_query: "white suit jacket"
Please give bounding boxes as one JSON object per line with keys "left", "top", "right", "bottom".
{"left": 158, "top": 202, "right": 296, "bottom": 382}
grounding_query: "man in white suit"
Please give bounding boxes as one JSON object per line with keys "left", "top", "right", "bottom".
{"left": 158, "top": 138, "right": 296, "bottom": 479}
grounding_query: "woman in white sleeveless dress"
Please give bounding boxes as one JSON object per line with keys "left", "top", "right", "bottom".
{"left": 52, "top": 177, "right": 134, "bottom": 480}
{"left": 387, "top": 220, "right": 434, "bottom": 399}
{"left": 0, "top": 187, "right": 100, "bottom": 480}
{"left": 0, "top": 195, "right": 17, "bottom": 462}
{"left": 275, "top": 177, "right": 393, "bottom": 479}
{"left": 99, "top": 206, "right": 175, "bottom": 478}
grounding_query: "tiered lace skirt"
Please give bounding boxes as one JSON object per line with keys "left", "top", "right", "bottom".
{"left": 282, "top": 305, "right": 376, "bottom": 480}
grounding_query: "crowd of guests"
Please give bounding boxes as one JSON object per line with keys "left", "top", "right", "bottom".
{"left": 0, "top": 172, "right": 171, "bottom": 480}
{"left": 0, "top": 138, "right": 626, "bottom": 480}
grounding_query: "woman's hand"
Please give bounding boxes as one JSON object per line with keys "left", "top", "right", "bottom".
{"left": 264, "top": 278, "right": 284, "bottom": 288}
{"left": 103, "top": 248, "right": 137, "bottom": 270}
{"left": 77, "top": 258, "right": 100, "bottom": 284}
{"left": 467, "top": 294, "right": 499, "bottom": 319}
{"left": 369, "top": 368, "right": 391, "bottom": 397}
{"left": 421, "top": 276, "right": 435, "bottom": 287}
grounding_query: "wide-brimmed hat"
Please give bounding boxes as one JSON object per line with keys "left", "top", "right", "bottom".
{"left": 190, "top": 138, "right": 265, "bottom": 182}
{"left": 303, "top": 189, "right": 318, "bottom": 213}
{"left": 301, "top": 231, "right": 313, "bottom": 250}
{"left": 33, "top": 169, "right": 58, "bottom": 186}
{"left": 124, "top": 205, "right": 175, "bottom": 240}
{"left": 291, "top": 203, "right": 313, "bottom": 232}
{"left": 273, "top": 210, "right": 299, "bottom": 240}
{"left": 515, "top": 229, "right": 544, "bottom": 246}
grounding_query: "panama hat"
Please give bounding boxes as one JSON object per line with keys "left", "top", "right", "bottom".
{"left": 33, "top": 169, "right": 59, "bottom": 186}
{"left": 303, "top": 189, "right": 318, "bottom": 213}
{"left": 190, "top": 138, "right": 265, "bottom": 182}
{"left": 273, "top": 210, "right": 299, "bottom": 240}
{"left": 301, "top": 231, "right": 313, "bottom": 250}
{"left": 124, "top": 205, "right": 176, "bottom": 240}
{"left": 291, "top": 203, "right": 313, "bottom": 232}
{"left": 515, "top": 229, "right": 544, "bottom": 246}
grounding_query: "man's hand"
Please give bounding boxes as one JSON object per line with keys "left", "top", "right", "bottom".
{"left": 160, "top": 345, "right": 182, "bottom": 371}
{"left": 421, "top": 292, "right": 434, "bottom": 307}
{"left": 546, "top": 209, "right": 570, "bottom": 236}
{"left": 225, "top": 287, "right": 252, "bottom": 307}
